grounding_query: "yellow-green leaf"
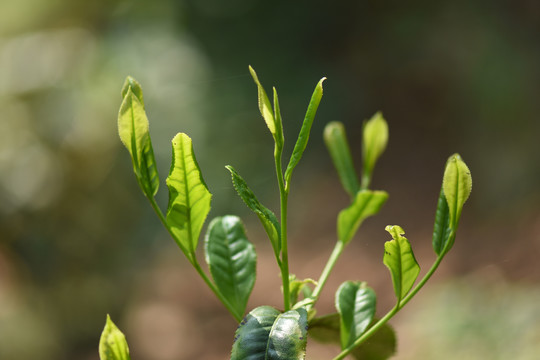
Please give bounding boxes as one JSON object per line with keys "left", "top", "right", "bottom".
{"left": 99, "top": 315, "right": 130, "bottom": 360}
{"left": 383, "top": 225, "right": 420, "bottom": 302}
{"left": 166, "top": 133, "right": 212, "bottom": 259}
{"left": 443, "top": 153, "right": 472, "bottom": 228}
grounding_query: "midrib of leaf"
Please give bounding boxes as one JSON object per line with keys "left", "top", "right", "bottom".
{"left": 179, "top": 137, "right": 194, "bottom": 255}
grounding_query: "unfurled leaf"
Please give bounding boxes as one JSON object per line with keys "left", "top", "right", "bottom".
{"left": 166, "top": 133, "right": 212, "bottom": 258}
{"left": 309, "top": 314, "right": 396, "bottom": 360}
{"left": 118, "top": 77, "right": 159, "bottom": 198}
{"left": 443, "top": 153, "right": 472, "bottom": 228}
{"left": 204, "top": 216, "right": 256, "bottom": 320}
{"left": 335, "top": 281, "right": 376, "bottom": 349}
{"left": 383, "top": 225, "right": 420, "bottom": 301}
{"left": 99, "top": 315, "right": 130, "bottom": 360}
{"left": 362, "top": 112, "right": 388, "bottom": 189}
{"left": 249, "top": 66, "right": 277, "bottom": 136}
{"left": 324, "top": 121, "right": 360, "bottom": 197}
{"left": 231, "top": 306, "right": 308, "bottom": 360}
{"left": 338, "top": 190, "right": 388, "bottom": 244}
{"left": 226, "top": 165, "right": 281, "bottom": 259}
{"left": 432, "top": 186, "right": 453, "bottom": 256}
{"left": 284, "top": 77, "right": 326, "bottom": 184}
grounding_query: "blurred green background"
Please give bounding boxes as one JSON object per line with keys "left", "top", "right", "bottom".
{"left": 1, "top": 0, "right": 539, "bottom": 359}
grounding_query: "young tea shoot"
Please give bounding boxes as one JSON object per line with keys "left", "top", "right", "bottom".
{"left": 102, "top": 67, "right": 472, "bottom": 360}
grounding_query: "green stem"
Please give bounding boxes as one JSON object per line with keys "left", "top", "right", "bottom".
{"left": 306, "top": 240, "right": 345, "bottom": 311}
{"left": 147, "top": 196, "right": 242, "bottom": 322}
{"left": 276, "top": 144, "right": 290, "bottom": 311}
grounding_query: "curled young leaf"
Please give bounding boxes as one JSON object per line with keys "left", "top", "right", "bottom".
{"left": 324, "top": 121, "right": 360, "bottom": 198}
{"left": 99, "top": 315, "right": 131, "bottom": 360}
{"left": 249, "top": 66, "right": 277, "bottom": 136}
{"left": 166, "top": 133, "right": 212, "bottom": 259}
{"left": 226, "top": 165, "right": 281, "bottom": 259}
{"left": 362, "top": 112, "right": 388, "bottom": 189}
{"left": 432, "top": 186, "right": 453, "bottom": 256}
{"left": 338, "top": 190, "right": 388, "bottom": 244}
{"left": 118, "top": 77, "right": 159, "bottom": 198}
{"left": 335, "top": 281, "right": 376, "bottom": 349}
{"left": 231, "top": 306, "right": 308, "bottom": 360}
{"left": 443, "top": 153, "right": 472, "bottom": 228}
{"left": 284, "top": 77, "right": 326, "bottom": 184}
{"left": 383, "top": 225, "right": 420, "bottom": 302}
{"left": 204, "top": 216, "right": 256, "bottom": 320}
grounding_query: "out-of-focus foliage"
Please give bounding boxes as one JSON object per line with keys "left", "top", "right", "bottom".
{"left": 0, "top": 0, "right": 539, "bottom": 359}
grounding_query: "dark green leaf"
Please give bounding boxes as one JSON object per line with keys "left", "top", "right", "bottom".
{"left": 432, "top": 186, "right": 453, "bottom": 256}
{"left": 118, "top": 78, "right": 159, "bottom": 198}
{"left": 338, "top": 190, "right": 388, "bottom": 244}
{"left": 335, "top": 281, "right": 376, "bottom": 349}
{"left": 204, "top": 216, "right": 256, "bottom": 320}
{"left": 443, "top": 153, "right": 472, "bottom": 228}
{"left": 226, "top": 165, "right": 281, "bottom": 259}
{"left": 309, "top": 314, "right": 396, "bottom": 360}
{"left": 284, "top": 77, "right": 326, "bottom": 183}
{"left": 383, "top": 225, "right": 420, "bottom": 302}
{"left": 324, "top": 121, "right": 360, "bottom": 197}
{"left": 231, "top": 306, "right": 308, "bottom": 360}
{"left": 99, "top": 315, "right": 131, "bottom": 360}
{"left": 166, "top": 133, "right": 212, "bottom": 259}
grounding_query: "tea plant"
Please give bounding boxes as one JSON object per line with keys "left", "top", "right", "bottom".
{"left": 99, "top": 67, "right": 472, "bottom": 360}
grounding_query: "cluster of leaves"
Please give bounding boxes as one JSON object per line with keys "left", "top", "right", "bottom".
{"left": 100, "top": 67, "right": 472, "bottom": 359}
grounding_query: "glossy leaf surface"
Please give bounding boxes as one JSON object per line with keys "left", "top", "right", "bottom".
{"left": 309, "top": 314, "right": 396, "bottom": 360}
{"left": 204, "top": 216, "right": 256, "bottom": 320}
{"left": 284, "top": 77, "right": 326, "bottom": 183}
{"left": 231, "top": 306, "right": 308, "bottom": 360}
{"left": 443, "top": 153, "right": 472, "bottom": 227}
{"left": 166, "top": 133, "right": 212, "bottom": 258}
{"left": 432, "top": 186, "right": 453, "bottom": 256}
{"left": 324, "top": 121, "right": 360, "bottom": 197}
{"left": 383, "top": 225, "right": 420, "bottom": 301}
{"left": 335, "top": 281, "right": 376, "bottom": 349}
{"left": 226, "top": 165, "right": 281, "bottom": 258}
{"left": 338, "top": 190, "right": 388, "bottom": 244}
{"left": 99, "top": 315, "right": 130, "bottom": 360}
{"left": 362, "top": 112, "right": 388, "bottom": 188}
{"left": 118, "top": 77, "right": 159, "bottom": 198}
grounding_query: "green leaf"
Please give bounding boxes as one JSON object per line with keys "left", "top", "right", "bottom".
{"left": 335, "top": 281, "right": 376, "bottom": 349}
{"left": 118, "top": 77, "right": 159, "bottom": 198}
{"left": 231, "top": 306, "right": 308, "bottom": 360}
{"left": 99, "top": 315, "right": 131, "bottom": 360}
{"left": 284, "top": 77, "right": 326, "bottom": 184}
{"left": 204, "top": 216, "right": 256, "bottom": 320}
{"left": 432, "top": 186, "right": 453, "bottom": 256}
{"left": 338, "top": 190, "right": 388, "bottom": 244}
{"left": 226, "top": 165, "right": 281, "bottom": 259}
{"left": 309, "top": 314, "right": 396, "bottom": 360}
{"left": 383, "top": 225, "right": 420, "bottom": 302}
{"left": 443, "top": 153, "right": 472, "bottom": 228}
{"left": 324, "top": 121, "right": 360, "bottom": 198}
{"left": 249, "top": 66, "right": 276, "bottom": 136}
{"left": 166, "top": 133, "right": 212, "bottom": 259}
{"left": 362, "top": 112, "right": 388, "bottom": 189}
